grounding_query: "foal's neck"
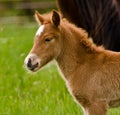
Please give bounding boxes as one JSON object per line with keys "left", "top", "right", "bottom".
{"left": 56, "top": 21, "right": 91, "bottom": 79}
{"left": 56, "top": 21, "right": 102, "bottom": 80}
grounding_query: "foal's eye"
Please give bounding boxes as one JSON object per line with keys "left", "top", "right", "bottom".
{"left": 45, "top": 38, "right": 51, "bottom": 42}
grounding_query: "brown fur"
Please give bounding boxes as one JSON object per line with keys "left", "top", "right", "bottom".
{"left": 25, "top": 11, "right": 120, "bottom": 115}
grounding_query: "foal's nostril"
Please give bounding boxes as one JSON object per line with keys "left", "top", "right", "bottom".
{"left": 34, "top": 62, "right": 39, "bottom": 68}
{"left": 27, "top": 58, "right": 32, "bottom": 67}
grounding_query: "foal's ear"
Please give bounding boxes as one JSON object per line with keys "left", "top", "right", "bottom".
{"left": 34, "top": 10, "right": 44, "bottom": 25}
{"left": 51, "top": 10, "right": 60, "bottom": 27}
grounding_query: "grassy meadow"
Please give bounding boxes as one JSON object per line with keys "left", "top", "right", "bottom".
{"left": 0, "top": 21, "right": 120, "bottom": 115}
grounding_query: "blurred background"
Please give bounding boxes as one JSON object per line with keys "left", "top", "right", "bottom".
{"left": 0, "top": 0, "right": 56, "bottom": 25}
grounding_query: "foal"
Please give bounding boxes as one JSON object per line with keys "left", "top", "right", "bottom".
{"left": 24, "top": 10, "right": 120, "bottom": 115}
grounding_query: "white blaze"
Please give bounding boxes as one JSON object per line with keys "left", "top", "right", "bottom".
{"left": 36, "top": 25, "right": 45, "bottom": 36}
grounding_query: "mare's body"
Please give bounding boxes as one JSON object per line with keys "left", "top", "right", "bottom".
{"left": 57, "top": 0, "right": 120, "bottom": 51}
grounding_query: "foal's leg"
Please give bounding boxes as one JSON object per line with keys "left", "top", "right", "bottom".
{"left": 84, "top": 101, "right": 108, "bottom": 115}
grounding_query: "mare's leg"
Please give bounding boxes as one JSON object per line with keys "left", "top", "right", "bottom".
{"left": 83, "top": 101, "right": 108, "bottom": 115}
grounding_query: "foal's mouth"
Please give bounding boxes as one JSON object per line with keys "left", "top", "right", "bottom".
{"left": 27, "top": 62, "right": 39, "bottom": 71}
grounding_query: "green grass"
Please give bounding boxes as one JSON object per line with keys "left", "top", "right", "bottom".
{"left": 0, "top": 23, "right": 120, "bottom": 115}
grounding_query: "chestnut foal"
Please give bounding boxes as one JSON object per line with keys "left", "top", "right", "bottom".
{"left": 24, "top": 10, "right": 120, "bottom": 115}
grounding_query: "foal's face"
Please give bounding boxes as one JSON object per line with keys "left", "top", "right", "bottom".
{"left": 24, "top": 11, "right": 61, "bottom": 71}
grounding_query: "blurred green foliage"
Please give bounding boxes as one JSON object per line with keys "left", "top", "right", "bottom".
{"left": 0, "top": 0, "right": 56, "bottom": 17}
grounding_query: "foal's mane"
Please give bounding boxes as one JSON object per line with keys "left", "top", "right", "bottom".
{"left": 60, "top": 19, "right": 103, "bottom": 53}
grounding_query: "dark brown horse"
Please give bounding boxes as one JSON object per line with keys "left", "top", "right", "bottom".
{"left": 57, "top": 0, "right": 120, "bottom": 51}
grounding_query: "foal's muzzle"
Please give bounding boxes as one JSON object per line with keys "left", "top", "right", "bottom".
{"left": 24, "top": 54, "right": 40, "bottom": 71}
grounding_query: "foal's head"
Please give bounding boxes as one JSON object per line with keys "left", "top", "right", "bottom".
{"left": 24, "top": 10, "right": 62, "bottom": 71}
